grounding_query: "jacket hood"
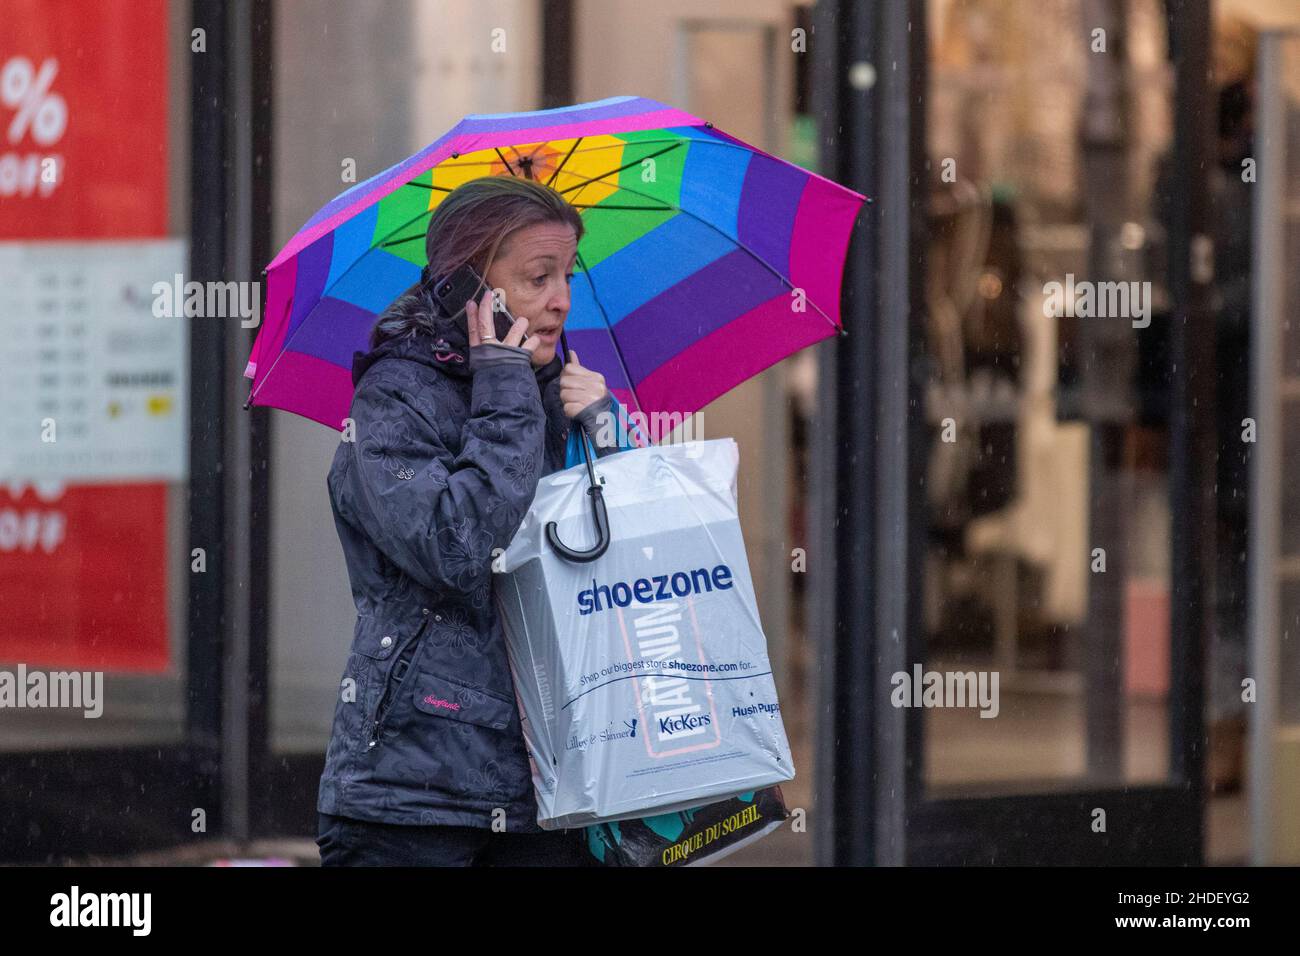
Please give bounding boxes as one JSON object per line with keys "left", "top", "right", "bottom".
{"left": 351, "top": 280, "right": 565, "bottom": 390}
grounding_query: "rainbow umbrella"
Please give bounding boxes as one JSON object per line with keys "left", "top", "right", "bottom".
{"left": 245, "top": 94, "right": 866, "bottom": 433}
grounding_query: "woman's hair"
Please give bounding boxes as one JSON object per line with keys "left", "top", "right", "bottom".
{"left": 370, "top": 175, "right": 584, "bottom": 349}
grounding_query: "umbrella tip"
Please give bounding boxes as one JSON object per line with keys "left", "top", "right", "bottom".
{"left": 865, "top": 196, "right": 874, "bottom": 205}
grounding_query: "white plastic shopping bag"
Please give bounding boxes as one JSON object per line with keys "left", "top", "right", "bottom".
{"left": 493, "top": 437, "right": 795, "bottom": 829}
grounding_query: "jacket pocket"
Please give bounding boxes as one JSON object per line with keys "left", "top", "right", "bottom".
{"left": 350, "top": 613, "right": 430, "bottom": 747}
{"left": 352, "top": 614, "right": 405, "bottom": 662}
{"left": 411, "top": 670, "right": 515, "bottom": 731}
{"left": 372, "top": 634, "right": 423, "bottom": 735}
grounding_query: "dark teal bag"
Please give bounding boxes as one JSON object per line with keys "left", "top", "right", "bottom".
{"left": 584, "top": 787, "right": 789, "bottom": 867}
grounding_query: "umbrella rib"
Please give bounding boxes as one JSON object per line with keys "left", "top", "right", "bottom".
{"left": 421, "top": 137, "right": 711, "bottom": 170}
{"left": 494, "top": 147, "right": 517, "bottom": 175}
{"left": 545, "top": 136, "right": 583, "bottom": 187}
{"left": 574, "top": 245, "right": 647, "bottom": 430}
{"left": 570, "top": 203, "right": 674, "bottom": 211}
{"left": 555, "top": 142, "right": 684, "bottom": 196}
{"left": 380, "top": 230, "right": 428, "bottom": 248}
{"left": 509, "top": 144, "right": 538, "bottom": 180}
{"left": 429, "top": 139, "right": 625, "bottom": 170}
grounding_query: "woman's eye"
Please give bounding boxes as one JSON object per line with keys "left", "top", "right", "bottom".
{"left": 532, "top": 274, "right": 547, "bottom": 286}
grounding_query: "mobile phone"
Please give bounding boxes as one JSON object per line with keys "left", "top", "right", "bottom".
{"left": 429, "top": 262, "right": 518, "bottom": 342}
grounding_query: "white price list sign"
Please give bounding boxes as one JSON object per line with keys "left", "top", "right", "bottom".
{"left": 0, "top": 240, "right": 189, "bottom": 482}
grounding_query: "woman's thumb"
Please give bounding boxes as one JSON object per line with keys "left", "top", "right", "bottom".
{"left": 569, "top": 349, "right": 580, "bottom": 366}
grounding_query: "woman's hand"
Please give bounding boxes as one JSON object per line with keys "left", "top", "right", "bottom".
{"left": 559, "top": 349, "right": 608, "bottom": 418}
{"left": 465, "top": 288, "right": 538, "bottom": 355}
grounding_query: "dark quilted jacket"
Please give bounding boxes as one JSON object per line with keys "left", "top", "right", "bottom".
{"left": 317, "top": 283, "right": 578, "bottom": 832}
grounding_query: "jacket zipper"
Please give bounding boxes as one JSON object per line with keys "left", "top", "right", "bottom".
{"left": 367, "top": 623, "right": 428, "bottom": 750}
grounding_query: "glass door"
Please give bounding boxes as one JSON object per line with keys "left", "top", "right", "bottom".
{"left": 905, "top": 0, "right": 1210, "bottom": 864}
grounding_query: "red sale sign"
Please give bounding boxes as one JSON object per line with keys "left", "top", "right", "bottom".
{"left": 0, "top": 0, "right": 168, "bottom": 237}
{"left": 0, "top": 483, "right": 170, "bottom": 671}
{"left": 0, "top": 0, "right": 173, "bottom": 674}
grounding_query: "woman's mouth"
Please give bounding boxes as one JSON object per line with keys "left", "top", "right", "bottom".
{"left": 531, "top": 326, "right": 560, "bottom": 341}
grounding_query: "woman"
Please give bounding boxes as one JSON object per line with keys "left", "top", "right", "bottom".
{"left": 316, "top": 176, "right": 620, "bottom": 866}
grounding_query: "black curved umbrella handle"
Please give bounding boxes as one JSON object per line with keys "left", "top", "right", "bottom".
{"left": 545, "top": 482, "right": 610, "bottom": 562}
{"left": 545, "top": 329, "right": 613, "bottom": 563}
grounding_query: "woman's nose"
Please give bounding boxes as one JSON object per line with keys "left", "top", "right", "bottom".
{"left": 548, "top": 281, "right": 570, "bottom": 315}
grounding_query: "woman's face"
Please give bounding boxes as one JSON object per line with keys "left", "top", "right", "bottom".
{"left": 483, "top": 221, "right": 578, "bottom": 367}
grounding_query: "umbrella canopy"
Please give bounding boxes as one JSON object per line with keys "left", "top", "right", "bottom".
{"left": 245, "top": 95, "right": 866, "bottom": 432}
